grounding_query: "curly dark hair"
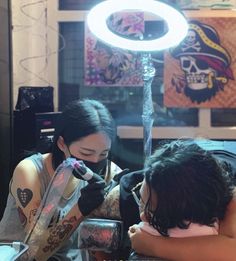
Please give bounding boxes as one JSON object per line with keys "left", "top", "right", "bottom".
{"left": 144, "top": 139, "right": 234, "bottom": 237}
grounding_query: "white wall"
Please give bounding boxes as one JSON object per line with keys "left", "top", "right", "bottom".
{"left": 11, "top": 0, "right": 58, "bottom": 109}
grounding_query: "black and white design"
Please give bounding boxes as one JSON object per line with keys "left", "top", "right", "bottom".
{"left": 171, "top": 20, "right": 234, "bottom": 103}
{"left": 17, "top": 188, "right": 33, "bottom": 208}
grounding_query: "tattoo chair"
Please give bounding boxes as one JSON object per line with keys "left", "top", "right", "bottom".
{"left": 78, "top": 218, "right": 125, "bottom": 260}
{"left": 78, "top": 218, "right": 165, "bottom": 260}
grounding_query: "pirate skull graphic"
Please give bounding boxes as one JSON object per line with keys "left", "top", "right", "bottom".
{"left": 170, "top": 20, "right": 234, "bottom": 104}
{"left": 180, "top": 56, "right": 217, "bottom": 90}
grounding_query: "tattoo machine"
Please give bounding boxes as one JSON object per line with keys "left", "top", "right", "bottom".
{"left": 72, "top": 160, "right": 98, "bottom": 183}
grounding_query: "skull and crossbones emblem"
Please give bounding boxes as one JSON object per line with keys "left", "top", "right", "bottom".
{"left": 181, "top": 30, "right": 201, "bottom": 52}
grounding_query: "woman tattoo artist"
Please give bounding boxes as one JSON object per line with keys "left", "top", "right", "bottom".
{"left": 0, "top": 99, "right": 121, "bottom": 260}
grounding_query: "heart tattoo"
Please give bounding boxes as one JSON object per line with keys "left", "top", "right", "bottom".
{"left": 17, "top": 188, "right": 33, "bottom": 208}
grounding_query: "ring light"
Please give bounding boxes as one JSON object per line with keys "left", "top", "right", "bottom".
{"left": 87, "top": 0, "right": 189, "bottom": 51}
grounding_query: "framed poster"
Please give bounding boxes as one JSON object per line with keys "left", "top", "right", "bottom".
{"left": 84, "top": 12, "right": 144, "bottom": 86}
{"left": 178, "top": 0, "right": 236, "bottom": 9}
{"left": 164, "top": 13, "right": 236, "bottom": 108}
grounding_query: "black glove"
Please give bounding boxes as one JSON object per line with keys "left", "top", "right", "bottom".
{"left": 78, "top": 180, "right": 106, "bottom": 216}
{"left": 72, "top": 160, "right": 103, "bottom": 184}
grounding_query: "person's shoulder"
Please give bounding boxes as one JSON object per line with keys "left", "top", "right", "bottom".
{"left": 120, "top": 169, "right": 144, "bottom": 191}
{"left": 12, "top": 156, "right": 41, "bottom": 186}
{"left": 10, "top": 156, "right": 43, "bottom": 210}
{"left": 119, "top": 169, "right": 144, "bottom": 204}
{"left": 119, "top": 169, "right": 144, "bottom": 230}
{"left": 15, "top": 156, "right": 38, "bottom": 172}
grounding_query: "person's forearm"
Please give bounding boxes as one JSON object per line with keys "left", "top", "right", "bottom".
{"left": 27, "top": 204, "right": 83, "bottom": 260}
{"left": 147, "top": 235, "right": 236, "bottom": 261}
{"left": 132, "top": 191, "right": 236, "bottom": 261}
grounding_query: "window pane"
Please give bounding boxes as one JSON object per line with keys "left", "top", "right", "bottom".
{"left": 211, "top": 109, "right": 236, "bottom": 126}
{"left": 58, "top": 0, "right": 99, "bottom": 10}
{"left": 58, "top": 22, "right": 83, "bottom": 109}
{"left": 58, "top": 0, "right": 178, "bottom": 11}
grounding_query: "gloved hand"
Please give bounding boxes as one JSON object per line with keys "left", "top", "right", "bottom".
{"left": 71, "top": 160, "right": 106, "bottom": 216}
{"left": 78, "top": 180, "right": 106, "bottom": 216}
{"left": 72, "top": 160, "right": 106, "bottom": 216}
{"left": 72, "top": 160, "right": 104, "bottom": 184}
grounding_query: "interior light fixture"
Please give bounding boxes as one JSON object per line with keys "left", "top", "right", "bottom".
{"left": 87, "top": 0, "right": 189, "bottom": 52}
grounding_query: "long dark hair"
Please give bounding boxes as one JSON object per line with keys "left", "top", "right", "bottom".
{"left": 144, "top": 139, "right": 233, "bottom": 236}
{"left": 51, "top": 99, "right": 116, "bottom": 169}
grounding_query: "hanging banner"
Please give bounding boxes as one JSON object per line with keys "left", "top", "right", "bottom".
{"left": 164, "top": 15, "right": 236, "bottom": 108}
{"left": 84, "top": 12, "right": 144, "bottom": 86}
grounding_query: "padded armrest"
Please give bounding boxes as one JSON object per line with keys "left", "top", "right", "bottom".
{"left": 77, "top": 218, "right": 123, "bottom": 252}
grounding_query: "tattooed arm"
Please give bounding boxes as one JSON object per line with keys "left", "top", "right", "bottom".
{"left": 86, "top": 185, "right": 122, "bottom": 261}
{"left": 11, "top": 159, "right": 42, "bottom": 233}
{"left": 26, "top": 204, "right": 83, "bottom": 260}
{"left": 90, "top": 185, "right": 121, "bottom": 219}
{"left": 11, "top": 159, "right": 84, "bottom": 261}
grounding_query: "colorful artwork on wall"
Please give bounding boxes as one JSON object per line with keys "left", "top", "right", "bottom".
{"left": 164, "top": 16, "right": 236, "bottom": 108}
{"left": 178, "top": 0, "right": 236, "bottom": 9}
{"left": 84, "top": 12, "right": 144, "bottom": 86}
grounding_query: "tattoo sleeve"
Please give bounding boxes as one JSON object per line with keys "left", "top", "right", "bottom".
{"left": 29, "top": 209, "right": 38, "bottom": 224}
{"left": 17, "top": 207, "right": 27, "bottom": 227}
{"left": 43, "top": 216, "right": 77, "bottom": 253}
{"left": 90, "top": 185, "right": 121, "bottom": 219}
{"left": 26, "top": 208, "right": 83, "bottom": 260}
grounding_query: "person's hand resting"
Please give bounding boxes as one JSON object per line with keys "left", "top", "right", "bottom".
{"left": 72, "top": 160, "right": 106, "bottom": 216}
{"left": 128, "top": 224, "right": 158, "bottom": 257}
